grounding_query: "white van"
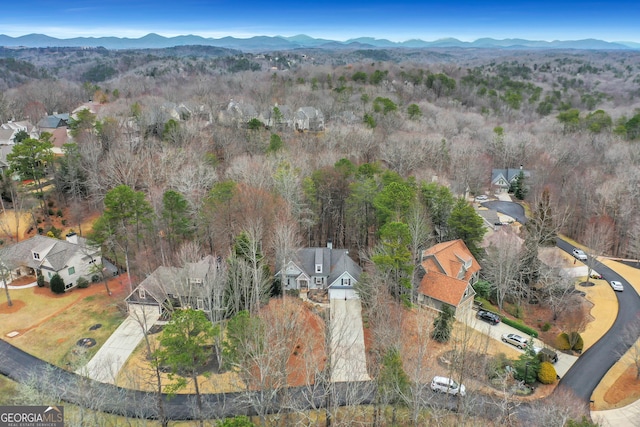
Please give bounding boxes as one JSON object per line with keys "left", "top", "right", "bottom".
{"left": 430, "top": 376, "right": 466, "bottom": 397}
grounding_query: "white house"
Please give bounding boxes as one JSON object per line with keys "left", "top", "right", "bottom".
{"left": 0, "top": 232, "right": 101, "bottom": 290}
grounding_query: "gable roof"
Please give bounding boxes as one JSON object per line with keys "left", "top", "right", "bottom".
{"left": 418, "top": 239, "right": 480, "bottom": 307}
{"left": 293, "top": 247, "right": 361, "bottom": 285}
{"left": 127, "top": 255, "right": 218, "bottom": 305}
{"left": 491, "top": 168, "right": 531, "bottom": 186}
{"left": 0, "top": 234, "right": 97, "bottom": 272}
{"left": 37, "top": 114, "right": 69, "bottom": 129}
{"left": 418, "top": 270, "right": 471, "bottom": 306}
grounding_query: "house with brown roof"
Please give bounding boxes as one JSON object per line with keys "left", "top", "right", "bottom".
{"left": 416, "top": 239, "right": 480, "bottom": 318}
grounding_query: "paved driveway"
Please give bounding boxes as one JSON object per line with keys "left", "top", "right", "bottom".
{"left": 330, "top": 298, "right": 370, "bottom": 382}
{"left": 481, "top": 200, "right": 527, "bottom": 224}
{"left": 463, "top": 310, "right": 578, "bottom": 378}
{"left": 556, "top": 238, "right": 640, "bottom": 402}
{"left": 77, "top": 304, "right": 160, "bottom": 383}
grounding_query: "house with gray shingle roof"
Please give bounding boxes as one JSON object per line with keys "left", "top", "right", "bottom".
{"left": 491, "top": 167, "right": 531, "bottom": 193}
{"left": 0, "top": 233, "right": 101, "bottom": 291}
{"left": 125, "top": 255, "right": 225, "bottom": 320}
{"left": 37, "top": 113, "right": 69, "bottom": 130}
{"left": 294, "top": 107, "right": 325, "bottom": 132}
{"left": 278, "top": 242, "right": 362, "bottom": 299}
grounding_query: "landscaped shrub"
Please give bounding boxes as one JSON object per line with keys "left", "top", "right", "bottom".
{"left": 472, "top": 279, "right": 491, "bottom": 299}
{"left": 486, "top": 352, "right": 510, "bottom": 379}
{"left": 432, "top": 305, "right": 455, "bottom": 343}
{"left": 542, "top": 322, "right": 552, "bottom": 332}
{"left": 501, "top": 317, "right": 538, "bottom": 338}
{"left": 76, "top": 277, "right": 89, "bottom": 289}
{"left": 56, "top": 209, "right": 63, "bottom": 217}
{"left": 538, "top": 361, "right": 557, "bottom": 384}
{"left": 36, "top": 274, "right": 45, "bottom": 288}
{"left": 570, "top": 332, "right": 584, "bottom": 352}
{"left": 50, "top": 274, "right": 65, "bottom": 294}
{"left": 91, "top": 274, "right": 101, "bottom": 283}
{"left": 505, "top": 304, "right": 523, "bottom": 319}
{"left": 556, "top": 333, "right": 571, "bottom": 351}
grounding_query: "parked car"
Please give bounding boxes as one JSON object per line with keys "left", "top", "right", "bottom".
{"left": 501, "top": 333, "right": 529, "bottom": 349}
{"left": 589, "top": 271, "right": 603, "bottom": 279}
{"left": 475, "top": 195, "right": 488, "bottom": 202}
{"left": 572, "top": 248, "right": 588, "bottom": 261}
{"left": 430, "top": 376, "right": 466, "bottom": 397}
{"left": 609, "top": 280, "right": 624, "bottom": 292}
{"left": 534, "top": 346, "right": 559, "bottom": 363}
{"left": 476, "top": 309, "right": 501, "bottom": 325}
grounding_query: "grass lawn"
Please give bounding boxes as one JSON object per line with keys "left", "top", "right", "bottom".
{"left": 0, "top": 275, "right": 129, "bottom": 368}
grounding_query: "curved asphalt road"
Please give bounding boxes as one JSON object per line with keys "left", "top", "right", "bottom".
{"left": 481, "top": 200, "right": 527, "bottom": 224}
{"left": 556, "top": 238, "right": 640, "bottom": 402}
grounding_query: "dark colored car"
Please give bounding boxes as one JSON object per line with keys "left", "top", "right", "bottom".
{"left": 476, "top": 309, "right": 501, "bottom": 325}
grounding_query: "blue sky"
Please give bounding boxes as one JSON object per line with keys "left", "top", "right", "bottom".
{"left": 2, "top": 0, "right": 640, "bottom": 42}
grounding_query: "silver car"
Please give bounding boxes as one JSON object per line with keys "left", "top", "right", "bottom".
{"left": 501, "top": 333, "right": 529, "bottom": 349}
{"left": 572, "top": 248, "right": 588, "bottom": 261}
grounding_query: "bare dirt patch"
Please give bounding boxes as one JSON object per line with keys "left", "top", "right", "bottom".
{"left": 0, "top": 299, "right": 26, "bottom": 314}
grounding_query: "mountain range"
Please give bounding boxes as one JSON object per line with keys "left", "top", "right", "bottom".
{"left": 1, "top": 33, "right": 639, "bottom": 51}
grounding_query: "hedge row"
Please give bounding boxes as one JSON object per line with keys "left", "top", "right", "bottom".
{"left": 501, "top": 316, "right": 539, "bottom": 338}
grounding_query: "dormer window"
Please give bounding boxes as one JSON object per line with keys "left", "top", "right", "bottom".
{"left": 139, "top": 288, "right": 146, "bottom": 299}
{"left": 315, "top": 264, "right": 322, "bottom": 273}
{"left": 33, "top": 252, "right": 40, "bottom": 260}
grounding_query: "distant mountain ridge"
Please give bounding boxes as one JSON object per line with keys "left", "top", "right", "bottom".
{"left": 0, "top": 33, "right": 636, "bottom": 51}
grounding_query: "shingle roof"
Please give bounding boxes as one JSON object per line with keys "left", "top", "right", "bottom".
{"left": 294, "top": 247, "right": 361, "bottom": 286}
{"left": 0, "top": 234, "right": 96, "bottom": 272}
{"left": 37, "top": 114, "right": 69, "bottom": 129}
{"left": 127, "top": 255, "right": 218, "bottom": 304}
{"left": 418, "top": 270, "right": 469, "bottom": 306}
{"left": 418, "top": 240, "right": 480, "bottom": 307}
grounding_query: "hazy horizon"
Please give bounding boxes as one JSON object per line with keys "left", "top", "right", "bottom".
{"left": 2, "top": 0, "right": 639, "bottom": 43}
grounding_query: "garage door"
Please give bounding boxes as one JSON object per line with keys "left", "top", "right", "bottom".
{"left": 329, "top": 288, "right": 358, "bottom": 300}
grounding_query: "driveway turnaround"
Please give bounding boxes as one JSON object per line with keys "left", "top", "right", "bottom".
{"left": 78, "top": 305, "right": 160, "bottom": 383}
{"left": 330, "top": 298, "right": 370, "bottom": 382}
{"left": 556, "top": 238, "right": 640, "bottom": 404}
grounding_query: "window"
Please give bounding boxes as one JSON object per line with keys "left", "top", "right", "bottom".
{"left": 68, "top": 266, "right": 75, "bottom": 275}
{"left": 315, "top": 277, "right": 323, "bottom": 285}
{"left": 315, "top": 264, "right": 322, "bottom": 273}
{"left": 33, "top": 252, "right": 40, "bottom": 260}
{"left": 47, "top": 272, "right": 52, "bottom": 279}
{"left": 197, "top": 297, "right": 204, "bottom": 310}
{"left": 342, "top": 278, "right": 350, "bottom": 286}
{"left": 139, "top": 288, "right": 146, "bottom": 299}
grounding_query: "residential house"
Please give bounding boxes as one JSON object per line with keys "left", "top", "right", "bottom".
{"left": 0, "top": 120, "right": 38, "bottom": 145}
{"left": 37, "top": 113, "right": 69, "bottom": 130}
{"left": 294, "top": 107, "right": 325, "bottom": 132}
{"left": 260, "top": 104, "right": 294, "bottom": 129}
{"left": 491, "top": 167, "right": 531, "bottom": 193}
{"left": 417, "top": 239, "right": 480, "bottom": 318}
{"left": 0, "top": 232, "right": 101, "bottom": 291}
{"left": 125, "top": 255, "right": 225, "bottom": 319}
{"left": 278, "top": 242, "right": 362, "bottom": 299}
{"left": 219, "top": 100, "right": 259, "bottom": 127}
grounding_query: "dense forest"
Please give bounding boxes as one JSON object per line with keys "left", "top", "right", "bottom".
{"left": 1, "top": 45, "right": 639, "bottom": 425}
